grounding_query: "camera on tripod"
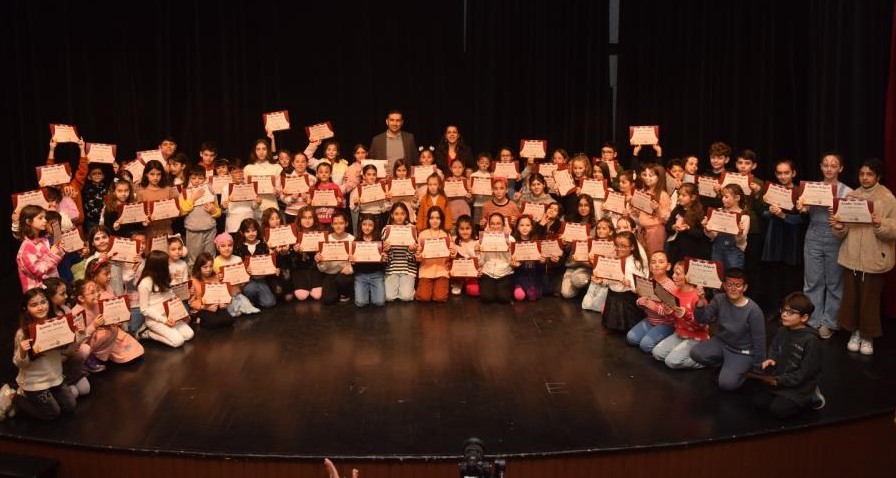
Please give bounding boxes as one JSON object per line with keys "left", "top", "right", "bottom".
{"left": 458, "top": 437, "right": 505, "bottom": 478}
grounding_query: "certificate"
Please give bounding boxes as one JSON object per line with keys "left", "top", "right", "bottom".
{"left": 311, "top": 189, "right": 338, "bottom": 207}
{"left": 359, "top": 183, "right": 387, "bottom": 203}
{"left": 171, "top": 280, "right": 191, "bottom": 300}
{"left": 720, "top": 172, "right": 753, "bottom": 192}
{"left": 635, "top": 275, "right": 661, "bottom": 302}
{"left": 538, "top": 163, "right": 558, "bottom": 178}
{"left": 629, "top": 125, "right": 659, "bottom": 145}
{"left": 263, "top": 110, "right": 290, "bottom": 131}
{"left": 86, "top": 143, "right": 117, "bottom": 163}
{"left": 388, "top": 178, "right": 417, "bottom": 198}
{"left": 520, "top": 201, "right": 546, "bottom": 221}
{"left": 571, "top": 240, "right": 591, "bottom": 262}
{"left": 383, "top": 225, "right": 416, "bottom": 247}
{"left": 221, "top": 263, "right": 251, "bottom": 285}
{"left": 123, "top": 159, "right": 146, "bottom": 180}
{"left": 654, "top": 281, "right": 680, "bottom": 308}
{"left": 560, "top": 222, "right": 590, "bottom": 242}
{"left": 151, "top": 234, "right": 169, "bottom": 252}
{"left": 108, "top": 236, "right": 141, "bottom": 262}
{"left": 479, "top": 232, "right": 509, "bottom": 252}
{"left": 685, "top": 257, "right": 724, "bottom": 289}
{"left": 519, "top": 139, "right": 547, "bottom": 159}
{"left": 227, "top": 183, "right": 258, "bottom": 202}
{"left": 511, "top": 241, "right": 542, "bottom": 261}
{"left": 164, "top": 298, "right": 190, "bottom": 323}
{"left": 136, "top": 149, "right": 164, "bottom": 163}
{"left": 305, "top": 121, "right": 334, "bottom": 141}
{"left": 352, "top": 241, "right": 383, "bottom": 262}
{"left": 118, "top": 203, "right": 148, "bottom": 224}
{"left": 184, "top": 186, "right": 214, "bottom": 206}
{"left": 421, "top": 237, "right": 451, "bottom": 259}
{"left": 580, "top": 178, "right": 608, "bottom": 200}
{"left": 60, "top": 228, "right": 86, "bottom": 252}
{"left": 361, "top": 159, "right": 388, "bottom": 178}
{"left": 594, "top": 256, "right": 625, "bottom": 282}
{"left": 552, "top": 168, "right": 576, "bottom": 196}
{"left": 29, "top": 317, "right": 76, "bottom": 352}
{"left": 201, "top": 283, "right": 232, "bottom": 305}
{"left": 36, "top": 164, "right": 72, "bottom": 186}
{"left": 412, "top": 165, "right": 437, "bottom": 185}
{"left": 762, "top": 183, "right": 796, "bottom": 211}
{"left": 212, "top": 175, "right": 233, "bottom": 195}
{"left": 265, "top": 225, "right": 298, "bottom": 248}
{"left": 493, "top": 161, "right": 519, "bottom": 179}
{"left": 319, "top": 241, "right": 350, "bottom": 261}
{"left": 99, "top": 296, "right": 131, "bottom": 324}
{"left": 630, "top": 190, "right": 655, "bottom": 214}
{"left": 281, "top": 175, "right": 310, "bottom": 195}
{"left": 298, "top": 231, "right": 327, "bottom": 252}
{"left": 148, "top": 198, "right": 181, "bottom": 220}
{"left": 698, "top": 176, "right": 719, "bottom": 198}
{"left": 449, "top": 258, "right": 479, "bottom": 278}
{"left": 11, "top": 189, "right": 50, "bottom": 212}
{"left": 538, "top": 239, "right": 563, "bottom": 258}
{"left": 833, "top": 198, "right": 874, "bottom": 224}
{"left": 589, "top": 239, "right": 616, "bottom": 258}
{"left": 799, "top": 181, "right": 836, "bottom": 207}
{"left": 470, "top": 177, "right": 493, "bottom": 196}
{"left": 50, "top": 124, "right": 80, "bottom": 143}
{"left": 705, "top": 208, "right": 742, "bottom": 235}
{"left": 249, "top": 175, "right": 276, "bottom": 195}
{"left": 444, "top": 179, "right": 468, "bottom": 198}
{"left": 603, "top": 191, "right": 628, "bottom": 215}
{"left": 246, "top": 254, "right": 277, "bottom": 275}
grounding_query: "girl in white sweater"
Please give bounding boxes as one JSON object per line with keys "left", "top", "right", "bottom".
{"left": 137, "top": 250, "right": 194, "bottom": 347}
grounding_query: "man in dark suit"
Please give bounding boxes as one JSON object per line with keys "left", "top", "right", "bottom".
{"left": 368, "top": 110, "right": 417, "bottom": 173}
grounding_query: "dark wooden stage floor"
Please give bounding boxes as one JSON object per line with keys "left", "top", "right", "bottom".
{"left": 1, "top": 281, "right": 895, "bottom": 462}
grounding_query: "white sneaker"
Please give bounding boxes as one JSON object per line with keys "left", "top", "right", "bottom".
{"left": 0, "top": 384, "right": 16, "bottom": 420}
{"left": 860, "top": 339, "right": 874, "bottom": 356}
{"left": 818, "top": 325, "right": 833, "bottom": 339}
{"left": 810, "top": 385, "right": 826, "bottom": 410}
{"left": 75, "top": 376, "right": 91, "bottom": 396}
{"left": 450, "top": 284, "right": 462, "bottom": 296}
{"left": 847, "top": 331, "right": 861, "bottom": 352}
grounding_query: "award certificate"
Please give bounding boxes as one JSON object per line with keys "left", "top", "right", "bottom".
{"left": 685, "top": 257, "right": 724, "bottom": 289}
{"left": 36, "top": 164, "right": 71, "bottom": 186}
{"left": 560, "top": 222, "right": 590, "bottom": 242}
{"left": 263, "top": 110, "right": 290, "bottom": 131}
{"left": 86, "top": 143, "right": 116, "bottom": 163}
{"left": 221, "top": 263, "right": 251, "bottom": 285}
{"left": 470, "top": 177, "right": 493, "bottom": 196}
{"left": 629, "top": 125, "right": 659, "bottom": 145}
{"left": 520, "top": 201, "right": 546, "bottom": 221}
{"left": 421, "top": 237, "right": 451, "bottom": 259}
{"left": 519, "top": 139, "right": 547, "bottom": 159}
{"left": 833, "top": 198, "right": 873, "bottom": 224}
{"left": 305, "top": 121, "right": 334, "bottom": 141}
{"left": 698, "top": 176, "right": 719, "bottom": 198}
{"left": 594, "top": 256, "right": 625, "bottom": 282}
{"left": 444, "top": 179, "right": 468, "bottom": 198}
{"left": 763, "top": 183, "right": 796, "bottom": 211}
{"left": 705, "top": 208, "right": 742, "bottom": 235}
{"left": 265, "top": 225, "right": 298, "bottom": 248}
{"left": 247, "top": 254, "right": 277, "bottom": 275}
{"left": 99, "top": 296, "right": 131, "bottom": 324}
{"left": 479, "top": 232, "right": 510, "bottom": 252}
{"left": 352, "top": 241, "right": 383, "bottom": 263}
{"left": 310, "top": 189, "right": 338, "bottom": 207}
{"left": 799, "top": 181, "right": 836, "bottom": 207}
{"left": 30, "top": 317, "right": 76, "bottom": 352}
{"left": 511, "top": 241, "right": 542, "bottom": 262}
{"left": 319, "top": 241, "right": 350, "bottom": 261}
{"left": 298, "top": 231, "right": 327, "bottom": 252}
{"left": 201, "top": 283, "right": 232, "bottom": 305}
{"left": 449, "top": 258, "right": 479, "bottom": 278}
{"left": 383, "top": 225, "right": 416, "bottom": 247}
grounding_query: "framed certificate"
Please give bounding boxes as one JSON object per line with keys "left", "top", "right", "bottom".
{"left": 201, "top": 283, "right": 232, "bottom": 305}
{"left": 311, "top": 189, "right": 338, "bottom": 207}
{"left": 511, "top": 241, "right": 542, "bottom": 262}
{"left": 319, "top": 241, "right": 350, "bottom": 261}
{"left": 263, "top": 110, "right": 290, "bottom": 131}
{"left": 629, "top": 190, "right": 655, "bottom": 214}
{"left": 36, "top": 164, "right": 72, "bottom": 186}
{"left": 539, "top": 238, "right": 563, "bottom": 258}
{"left": 560, "top": 222, "right": 590, "bottom": 242}
{"left": 246, "top": 254, "right": 277, "bottom": 275}
{"left": 520, "top": 201, "right": 546, "bottom": 221}
{"left": 449, "top": 258, "right": 480, "bottom": 278}
{"left": 184, "top": 186, "right": 215, "bottom": 206}
{"left": 60, "top": 228, "right": 86, "bottom": 252}
{"left": 519, "top": 139, "right": 547, "bottom": 159}
{"left": 227, "top": 183, "right": 258, "bottom": 202}
{"left": 99, "top": 296, "right": 131, "bottom": 324}
{"left": 479, "top": 232, "right": 510, "bottom": 252}
{"left": 580, "top": 178, "right": 608, "bottom": 200}
{"left": 552, "top": 168, "right": 576, "bottom": 196}
{"left": 383, "top": 225, "right": 416, "bottom": 247}
{"left": 684, "top": 257, "right": 724, "bottom": 289}
{"left": 635, "top": 275, "right": 661, "bottom": 301}
{"left": 305, "top": 121, "right": 334, "bottom": 141}
{"left": 571, "top": 240, "right": 591, "bottom": 262}
{"left": 629, "top": 125, "right": 660, "bottom": 145}
{"left": 470, "top": 177, "right": 493, "bottom": 196}
{"left": 137, "top": 149, "right": 164, "bottom": 163}
{"left": 361, "top": 159, "right": 388, "bottom": 178}
{"left": 11, "top": 189, "right": 50, "bottom": 212}
{"left": 249, "top": 175, "right": 276, "bottom": 195}
{"left": 281, "top": 175, "right": 310, "bottom": 195}
{"left": 171, "top": 280, "right": 191, "bottom": 300}
{"left": 86, "top": 143, "right": 117, "bottom": 163}
{"left": 163, "top": 298, "right": 190, "bottom": 323}
{"left": 589, "top": 239, "right": 616, "bottom": 258}
{"left": 212, "top": 175, "right": 233, "bottom": 195}
{"left": 117, "top": 203, "right": 148, "bottom": 224}
{"left": 29, "top": 316, "right": 76, "bottom": 352}
{"left": 492, "top": 161, "right": 519, "bottom": 179}
{"left": 265, "top": 225, "right": 298, "bottom": 248}
{"left": 421, "top": 237, "right": 451, "bottom": 259}
{"left": 762, "top": 183, "right": 796, "bottom": 211}
{"left": 298, "top": 231, "right": 328, "bottom": 252}
{"left": 698, "top": 176, "right": 719, "bottom": 198}
{"left": 388, "top": 178, "right": 417, "bottom": 198}
{"left": 222, "top": 263, "right": 251, "bottom": 285}
{"left": 412, "top": 165, "right": 437, "bottom": 185}
{"left": 359, "top": 183, "right": 387, "bottom": 203}
{"left": 720, "top": 172, "right": 753, "bottom": 192}
{"left": 444, "top": 179, "right": 469, "bottom": 198}
{"left": 833, "top": 198, "right": 874, "bottom": 223}
{"left": 352, "top": 241, "right": 384, "bottom": 262}
{"left": 603, "top": 191, "right": 628, "bottom": 215}
{"left": 705, "top": 208, "right": 741, "bottom": 235}
{"left": 799, "top": 181, "right": 836, "bottom": 207}
{"left": 148, "top": 198, "right": 181, "bottom": 220}
{"left": 594, "top": 256, "right": 625, "bottom": 282}
{"left": 50, "top": 123, "right": 79, "bottom": 143}
{"left": 108, "top": 236, "right": 141, "bottom": 263}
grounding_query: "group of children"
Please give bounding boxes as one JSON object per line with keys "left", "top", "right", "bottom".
{"left": 6, "top": 132, "right": 894, "bottom": 422}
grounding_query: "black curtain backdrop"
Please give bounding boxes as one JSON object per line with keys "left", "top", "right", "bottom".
{"left": 616, "top": 0, "right": 892, "bottom": 180}
{"left": 3, "top": 0, "right": 611, "bottom": 276}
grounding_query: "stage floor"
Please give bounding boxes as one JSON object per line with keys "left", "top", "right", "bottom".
{"left": 1, "top": 288, "right": 895, "bottom": 459}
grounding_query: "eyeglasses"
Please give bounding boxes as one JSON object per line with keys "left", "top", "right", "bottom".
{"left": 724, "top": 281, "right": 746, "bottom": 289}
{"left": 780, "top": 307, "right": 802, "bottom": 317}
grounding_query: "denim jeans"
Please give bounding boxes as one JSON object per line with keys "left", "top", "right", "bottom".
{"left": 355, "top": 271, "right": 386, "bottom": 307}
{"left": 712, "top": 235, "right": 744, "bottom": 270}
{"left": 626, "top": 319, "right": 675, "bottom": 353}
{"left": 242, "top": 278, "right": 276, "bottom": 308}
{"left": 128, "top": 308, "right": 145, "bottom": 334}
{"left": 804, "top": 232, "right": 844, "bottom": 330}
{"left": 652, "top": 334, "right": 704, "bottom": 369}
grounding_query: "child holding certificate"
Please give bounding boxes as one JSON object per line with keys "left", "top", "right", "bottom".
{"left": 234, "top": 218, "right": 277, "bottom": 309}
{"left": 664, "top": 183, "right": 711, "bottom": 265}
{"left": 243, "top": 138, "right": 283, "bottom": 215}
{"left": 82, "top": 261, "right": 145, "bottom": 366}
{"left": 350, "top": 164, "right": 390, "bottom": 231}
{"left": 702, "top": 184, "right": 750, "bottom": 271}
{"left": 560, "top": 195, "right": 597, "bottom": 299}
{"left": 102, "top": 177, "right": 145, "bottom": 239}
{"left": 70, "top": 278, "right": 116, "bottom": 374}
{"left": 260, "top": 207, "right": 295, "bottom": 303}
{"left": 601, "top": 231, "right": 648, "bottom": 333}
{"left": 510, "top": 215, "right": 545, "bottom": 301}
{"left": 538, "top": 202, "right": 565, "bottom": 296}
{"left": 480, "top": 178, "right": 519, "bottom": 232}
{"left": 221, "top": 158, "right": 262, "bottom": 234}
{"left": 383, "top": 203, "right": 418, "bottom": 302}
{"left": 627, "top": 251, "right": 676, "bottom": 353}
{"left": 475, "top": 212, "right": 515, "bottom": 304}
{"left": 445, "top": 159, "right": 472, "bottom": 221}
{"left": 415, "top": 206, "right": 452, "bottom": 302}
{"left": 43, "top": 278, "right": 91, "bottom": 397}
{"left": 287, "top": 206, "right": 325, "bottom": 301}
{"left": 385, "top": 159, "right": 418, "bottom": 223}
{"left": 316, "top": 212, "right": 355, "bottom": 304}
{"left": 16, "top": 205, "right": 63, "bottom": 293}
{"left": 352, "top": 214, "right": 386, "bottom": 307}
{"left": 518, "top": 173, "right": 554, "bottom": 208}
{"left": 630, "top": 163, "right": 671, "bottom": 255}
{"left": 180, "top": 165, "right": 222, "bottom": 266}
{"left": 556, "top": 155, "right": 591, "bottom": 222}
{"left": 309, "top": 162, "right": 345, "bottom": 227}
{"left": 189, "top": 253, "right": 236, "bottom": 328}
{"left": 760, "top": 160, "right": 805, "bottom": 315}
{"left": 494, "top": 147, "right": 521, "bottom": 199}
{"left": 651, "top": 261, "right": 708, "bottom": 369}
{"left": 470, "top": 153, "right": 493, "bottom": 227}
{"left": 416, "top": 174, "right": 453, "bottom": 233}
{"left": 280, "top": 153, "right": 317, "bottom": 224}
{"left": 136, "top": 250, "right": 195, "bottom": 348}
{"left": 136, "top": 160, "right": 180, "bottom": 239}
{"left": 450, "top": 215, "right": 480, "bottom": 297}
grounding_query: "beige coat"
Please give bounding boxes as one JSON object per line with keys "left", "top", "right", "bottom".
{"left": 833, "top": 183, "right": 896, "bottom": 273}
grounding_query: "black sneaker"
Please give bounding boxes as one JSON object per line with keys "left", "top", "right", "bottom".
{"left": 810, "top": 385, "right": 826, "bottom": 410}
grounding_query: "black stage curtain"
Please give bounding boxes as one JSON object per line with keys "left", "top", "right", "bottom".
{"left": 616, "top": 0, "right": 892, "bottom": 179}
{"left": 2, "top": 0, "right": 611, "bottom": 276}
